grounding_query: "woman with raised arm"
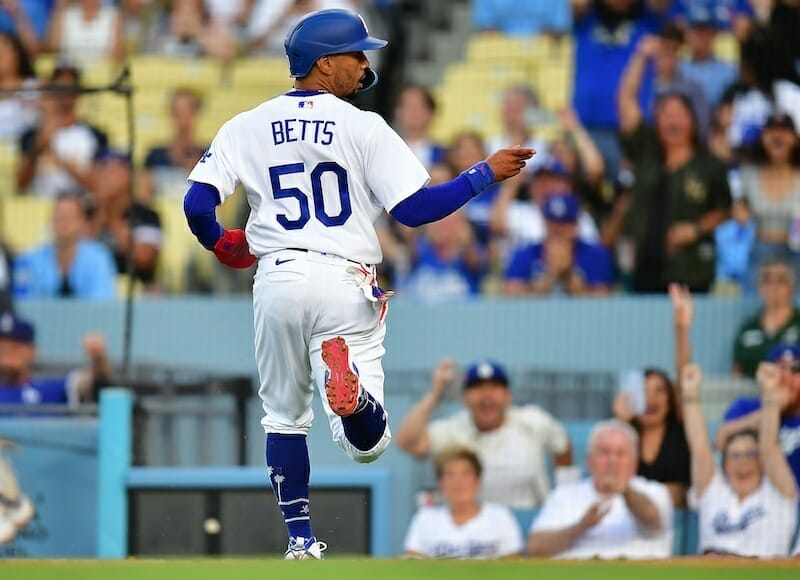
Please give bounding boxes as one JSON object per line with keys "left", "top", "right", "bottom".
{"left": 681, "top": 362, "right": 797, "bottom": 557}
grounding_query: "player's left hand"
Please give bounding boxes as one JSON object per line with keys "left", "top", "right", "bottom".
{"left": 213, "top": 229, "right": 257, "bottom": 269}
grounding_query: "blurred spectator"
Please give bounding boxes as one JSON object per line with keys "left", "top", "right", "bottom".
{"left": 617, "top": 87, "right": 731, "bottom": 293}
{"left": 142, "top": 88, "right": 208, "bottom": 200}
{"left": 732, "top": 257, "right": 800, "bottom": 378}
{"left": 403, "top": 447, "right": 524, "bottom": 559}
{"left": 667, "top": 0, "right": 754, "bottom": 39}
{"left": 472, "top": 0, "right": 570, "bottom": 36}
{"left": 88, "top": 150, "right": 162, "bottom": 287}
{"left": 0, "top": 0, "right": 41, "bottom": 55}
{"left": 527, "top": 419, "right": 673, "bottom": 559}
{"left": 724, "top": 39, "right": 773, "bottom": 152}
{"left": 446, "top": 132, "right": 499, "bottom": 245}
{"left": 147, "top": 0, "right": 234, "bottom": 62}
{"left": 503, "top": 193, "right": 614, "bottom": 296}
{"left": 550, "top": 107, "right": 607, "bottom": 224}
{"left": 0, "top": 439, "right": 35, "bottom": 545}
{"left": 679, "top": 12, "right": 738, "bottom": 109}
{"left": 681, "top": 362, "right": 797, "bottom": 557}
{"left": 612, "top": 284, "right": 693, "bottom": 507}
{"left": 47, "top": 0, "right": 123, "bottom": 65}
{"left": 0, "top": 239, "right": 12, "bottom": 313}
{"left": 247, "top": 0, "right": 355, "bottom": 55}
{"left": 400, "top": 210, "right": 487, "bottom": 303}
{"left": 626, "top": 27, "right": 710, "bottom": 137}
{"left": 0, "top": 31, "right": 37, "bottom": 141}
{"left": 392, "top": 85, "right": 446, "bottom": 170}
{"left": 707, "top": 98, "right": 736, "bottom": 164}
{"left": 571, "top": 0, "right": 664, "bottom": 177}
{"left": 485, "top": 86, "right": 549, "bottom": 171}
{"left": 737, "top": 112, "right": 800, "bottom": 295}
{"left": 0, "top": 313, "right": 110, "bottom": 405}
{"left": 490, "top": 157, "right": 600, "bottom": 250}
{"left": 15, "top": 194, "right": 116, "bottom": 300}
{"left": 714, "top": 197, "right": 756, "bottom": 291}
{"left": 396, "top": 359, "right": 572, "bottom": 510}
{"left": 17, "top": 63, "right": 108, "bottom": 197}
{"left": 718, "top": 343, "right": 800, "bottom": 488}
{"left": 744, "top": 0, "right": 800, "bottom": 91}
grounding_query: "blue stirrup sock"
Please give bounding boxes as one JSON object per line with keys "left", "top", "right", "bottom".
{"left": 265, "top": 433, "right": 313, "bottom": 540}
{"left": 341, "top": 389, "right": 388, "bottom": 451}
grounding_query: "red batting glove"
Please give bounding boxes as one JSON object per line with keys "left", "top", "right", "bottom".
{"left": 213, "top": 229, "right": 256, "bottom": 269}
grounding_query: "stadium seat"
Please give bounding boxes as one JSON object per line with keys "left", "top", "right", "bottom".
{"left": 465, "top": 33, "right": 537, "bottom": 64}
{"left": 0, "top": 142, "right": 18, "bottom": 197}
{"left": 228, "top": 58, "right": 292, "bottom": 91}
{"left": 713, "top": 32, "right": 738, "bottom": 63}
{"left": 130, "top": 57, "right": 223, "bottom": 91}
{"left": 154, "top": 197, "right": 196, "bottom": 293}
{"left": 1, "top": 197, "right": 52, "bottom": 253}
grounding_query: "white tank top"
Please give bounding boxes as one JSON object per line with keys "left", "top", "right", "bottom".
{"left": 59, "top": 6, "right": 117, "bottom": 63}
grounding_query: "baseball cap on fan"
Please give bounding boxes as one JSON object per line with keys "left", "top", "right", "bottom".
{"left": 464, "top": 360, "right": 509, "bottom": 389}
{"left": 766, "top": 343, "right": 800, "bottom": 366}
{"left": 0, "top": 313, "right": 35, "bottom": 344}
{"left": 542, "top": 193, "right": 580, "bottom": 223}
{"left": 763, "top": 111, "right": 797, "bottom": 133}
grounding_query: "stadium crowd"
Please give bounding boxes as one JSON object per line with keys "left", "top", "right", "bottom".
{"left": 0, "top": 0, "right": 800, "bottom": 560}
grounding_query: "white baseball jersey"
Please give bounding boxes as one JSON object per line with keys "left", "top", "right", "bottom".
{"left": 428, "top": 406, "right": 570, "bottom": 509}
{"left": 696, "top": 470, "right": 797, "bottom": 558}
{"left": 188, "top": 90, "right": 430, "bottom": 264}
{"left": 530, "top": 477, "right": 674, "bottom": 559}
{"left": 404, "top": 503, "right": 523, "bottom": 558}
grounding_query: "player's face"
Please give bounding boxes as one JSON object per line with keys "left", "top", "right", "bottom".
{"left": 637, "top": 373, "right": 671, "bottom": 427}
{"left": 589, "top": 430, "right": 637, "bottom": 494}
{"left": 722, "top": 434, "right": 762, "bottom": 498}
{"left": 758, "top": 265, "right": 795, "bottom": 309}
{"left": 0, "top": 339, "right": 34, "bottom": 379}
{"left": 463, "top": 381, "right": 511, "bottom": 432}
{"left": 329, "top": 51, "right": 370, "bottom": 100}
{"left": 439, "top": 458, "right": 481, "bottom": 508}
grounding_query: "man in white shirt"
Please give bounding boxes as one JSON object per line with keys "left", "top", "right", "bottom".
{"left": 396, "top": 358, "right": 571, "bottom": 509}
{"left": 528, "top": 419, "right": 673, "bottom": 559}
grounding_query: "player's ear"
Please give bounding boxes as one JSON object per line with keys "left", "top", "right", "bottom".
{"left": 316, "top": 56, "right": 334, "bottom": 76}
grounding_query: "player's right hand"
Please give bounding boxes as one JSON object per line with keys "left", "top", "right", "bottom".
{"left": 213, "top": 229, "right": 257, "bottom": 269}
{"left": 485, "top": 146, "right": 536, "bottom": 181}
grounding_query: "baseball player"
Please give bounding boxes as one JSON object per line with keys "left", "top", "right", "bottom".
{"left": 183, "top": 9, "right": 534, "bottom": 559}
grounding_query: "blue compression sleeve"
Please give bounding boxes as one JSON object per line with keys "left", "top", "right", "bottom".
{"left": 184, "top": 181, "right": 224, "bottom": 250}
{"left": 390, "top": 162, "right": 495, "bottom": 227}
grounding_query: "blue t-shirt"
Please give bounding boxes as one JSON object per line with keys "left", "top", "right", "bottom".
{"left": 473, "top": 0, "right": 571, "bottom": 36}
{"left": 573, "top": 6, "right": 662, "bottom": 128}
{"left": 0, "top": 1, "right": 54, "bottom": 39}
{"left": 504, "top": 240, "right": 615, "bottom": 288}
{"left": 0, "top": 377, "right": 69, "bottom": 405}
{"left": 17, "top": 240, "right": 117, "bottom": 300}
{"left": 680, "top": 59, "right": 738, "bottom": 107}
{"left": 724, "top": 397, "right": 800, "bottom": 487}
{"left": 402, "top": 238, "right": 485, "bottom": 302}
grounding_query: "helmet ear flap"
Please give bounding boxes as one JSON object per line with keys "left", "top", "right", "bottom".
{"left": 358, "top": 68, "right": 378, "bottom": 93}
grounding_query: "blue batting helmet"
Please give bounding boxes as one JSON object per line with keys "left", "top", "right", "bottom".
{"left": 284, "top": 9, "right": 388, "bottom": 91}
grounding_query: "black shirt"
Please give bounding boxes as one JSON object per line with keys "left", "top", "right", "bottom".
{"left": 636, "top": 417, "right": 691, "bottom": 487}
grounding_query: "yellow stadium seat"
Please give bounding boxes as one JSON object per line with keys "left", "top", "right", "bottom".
{"left": 154, "top": 197, "right": 195, "bottom": 293}
{"left": 466, "top": 33, "right": 537, "bottom": 64}
{"left": 713, "top": 32, "right": 738, "bottom": 63}
{"left": 0, "top": 142, "right": 18, "bottom": 197}
{"left": 1, "top": 197, "right": 52, "bottom": 253}
{"left": 229, "top": 58, "right": 292, "bottom": 91}
{"left": 130, "top": 57, "right": 223, "bottom": 91}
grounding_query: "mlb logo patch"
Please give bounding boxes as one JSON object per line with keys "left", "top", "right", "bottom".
{"left": 298, "top": 100, "right": 314, "bottom": 109}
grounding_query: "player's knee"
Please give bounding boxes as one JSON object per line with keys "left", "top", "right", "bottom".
{"left": 338, "top": 427, "right": 391, "bottom": 463}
